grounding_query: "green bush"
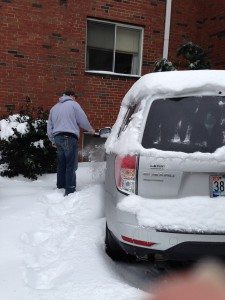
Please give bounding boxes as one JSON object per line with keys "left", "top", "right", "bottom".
{"left": 0, "top": 106, "right": 57, "bottom": 180}
{"left": 153, "top": 58, "right": 176, "bottom": 72}
{"left": 155, "top": 42, "right": 211, "bottom": 72}
{"left": 177, "top": 42, "right": 211, "bottom": 70}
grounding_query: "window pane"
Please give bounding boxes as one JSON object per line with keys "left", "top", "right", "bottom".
{"left": 87, "top": 21, "right": 114, "bottom": 50}
{"left": 142, "top": 96, "right": 225, "bottom": 153}
{"left": 132, "top": 54, "right": 140, "bottom": 75}
{"left": 87, "top": 48, "right": 113, "bottom": 71}
{"left": 118, "top": 104, "right": 138, "bottom": 136}
{"left": 115, "top": 52, "right": 132, "bottom": 74}
{"left": 116, "top": 27, "right": 140, "bottom": 53}
{"left": 115, "top": 26, "right": 141, "bottom": 74}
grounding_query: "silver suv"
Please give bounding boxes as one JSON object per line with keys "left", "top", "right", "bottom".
{"left": 104, "top": 70, "right": 225, "bottom": 261}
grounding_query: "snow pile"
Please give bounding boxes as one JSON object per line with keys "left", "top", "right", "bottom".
{"left": 0, "top": 114, "right": 29, "bottom": 140}
{"left": 105, "top": 70, "right": 225, "bottom": 158}
{"left": 118, "top": 194, "right": 225, "bottom": 233}
{"left": 0, "top": 163, "right": 145, "bottom": 300}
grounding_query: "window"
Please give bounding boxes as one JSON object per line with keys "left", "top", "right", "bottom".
{"left": 118, "top": 104, "right": 140, "bottom": 137}
{"left": 142, "top": 96, "right": 225, "bottom": 153}
{"left": 86, "top": 19, "right": 143, "bottom": 76}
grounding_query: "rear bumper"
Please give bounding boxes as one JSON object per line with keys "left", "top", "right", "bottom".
{"left": 121, "top": 238, "right": 225, "bottom": 260}
{"left": 105, "top": 190, "right": 225, "bottom": 260}
{"left": 115, "top": 221, "right": 225, "bottom": 259}
{"left": 109, "top": 227, "right": 225, "bottom": 260}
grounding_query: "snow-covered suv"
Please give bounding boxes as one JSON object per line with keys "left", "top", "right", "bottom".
{"left": 104, "top": 70, "right": 225, "bottom": 261}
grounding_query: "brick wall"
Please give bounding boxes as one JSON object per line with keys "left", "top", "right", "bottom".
{"left": 0, "top": 0, "right": 166, "bottom": 128}
{"left": 1, "top": 0, "right": 225, "bottom": 129}
{"left": 169, "top": 0, "right": 225, "bottom": 70}
{"left": 200, "top": 1, "right": 225, "bottom": 69}
{"left": 169, "top": 0, "right": 206, "bottom": 68}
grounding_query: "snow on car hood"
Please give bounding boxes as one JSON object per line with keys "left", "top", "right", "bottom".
{"left": 118, "top": 194, "right": 225, "bottom": 233}
{"left": 105, "top": 70, "right": 225, "bottom": 164}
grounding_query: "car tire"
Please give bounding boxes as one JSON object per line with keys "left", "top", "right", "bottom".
{"left": 105, "top": 224, "right": 134, "bottom": 262}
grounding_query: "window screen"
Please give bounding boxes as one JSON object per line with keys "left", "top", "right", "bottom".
{"left": 142, "top": 96, "right": 225, "bottom": 153}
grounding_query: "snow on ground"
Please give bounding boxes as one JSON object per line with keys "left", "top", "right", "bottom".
{"left": 0, "top": 162, "right": 148, "bottom": 300}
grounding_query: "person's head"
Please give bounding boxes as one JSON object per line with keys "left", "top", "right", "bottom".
{"left": 63, "top": 90, "right": 76, "bottom": 99}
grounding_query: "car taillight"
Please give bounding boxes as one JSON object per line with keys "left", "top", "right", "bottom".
{"left": 115, "top": 155, "right": 137, "bottom": 194}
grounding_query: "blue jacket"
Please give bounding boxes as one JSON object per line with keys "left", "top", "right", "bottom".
{"left": 47, "top": 95, "right": 94, "bottom": 143}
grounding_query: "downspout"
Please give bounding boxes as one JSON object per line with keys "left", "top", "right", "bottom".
{"left": 163, "top": 0, "right": 172, "bottom": 59}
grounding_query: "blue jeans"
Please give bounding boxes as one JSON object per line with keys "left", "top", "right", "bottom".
{"left": 54, "top": 134, "right": 78, "bottom": 196}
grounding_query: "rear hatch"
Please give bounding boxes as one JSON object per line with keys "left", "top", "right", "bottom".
{"left": 138, "top": 95, "right": 225, "bottom": 199}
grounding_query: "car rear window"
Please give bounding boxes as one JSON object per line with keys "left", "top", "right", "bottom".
{"left": 142, "top": 96, "right": 225, "bottom": 153}
{"left": 118, "top": 103, "right": 140, "bottom": 137}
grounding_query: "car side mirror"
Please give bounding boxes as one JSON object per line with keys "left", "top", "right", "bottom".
{"left": 99, "top": 127, "right": 111, "bottom": 138}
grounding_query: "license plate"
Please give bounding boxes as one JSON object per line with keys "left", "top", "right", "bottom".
{"left": 210, "top": 175, "right": 225, "bottom": 197}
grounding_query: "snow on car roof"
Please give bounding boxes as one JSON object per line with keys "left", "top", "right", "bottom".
{"left": 105, "top": 70, "right": 225, "bottom": 163}
{"left": 122, "top": 69, "right": 225, "bottom": 107}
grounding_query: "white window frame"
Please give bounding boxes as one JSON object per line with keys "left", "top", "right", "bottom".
{"left": 85, "top": 18, "right": 144, "bottom": 77}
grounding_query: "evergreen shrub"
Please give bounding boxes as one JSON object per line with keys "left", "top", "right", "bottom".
{"left": 0, "top": 105, "right": 57, "bottom": 180}
{"left": 154, "top": 58, "right": 176, "bottom": 72}
{"left": 177, "top": 42, "right": 211, "bottom": 70}
{"left": 154, "top": 42, "right": 211, "bottom": 72}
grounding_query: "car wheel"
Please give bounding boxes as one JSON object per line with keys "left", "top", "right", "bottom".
{"left": 105, "top": 224, "right": 134, "bottom": 261}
